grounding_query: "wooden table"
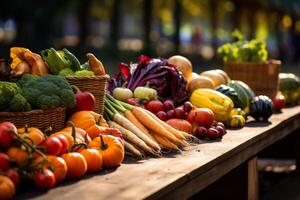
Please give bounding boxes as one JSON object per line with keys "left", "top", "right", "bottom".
{"left": 18, "top": 106, "right": 300, "bottom": 200}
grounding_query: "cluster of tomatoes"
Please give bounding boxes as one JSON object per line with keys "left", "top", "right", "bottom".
{"left": 0, "top": 117, "right": 125, "bottom": 199}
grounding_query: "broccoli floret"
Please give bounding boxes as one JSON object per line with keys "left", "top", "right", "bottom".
{"left": 0, "top": 82, "right": 21, "bottom": 100}
{"left": 20, "top": 75, "right": 75, "bottom": 109}
{"left": 40, "top": 75, "right": 72, "bottom": 90}
{"left": 74, "top": 70, "right": 94, "bottom": 77}
{"left": 9, "top": 94, "right": 31, "bottom": 112}
{"left": 60, "top": 89, "right": 76, "bottom": 108}
{"left": 0, "top": 82, "right": 26, "bottom": 111}
{"left": 58, "top": 68, "right": 74, "bottom": 77}
{"left": 22, "top": 88, "right": 42, "bottom": 106}
{"left": 37, "top": 95, "right": 61, "bottom": 109}
{"left": 16, "top": 74, "right": 38, "bottom": 88}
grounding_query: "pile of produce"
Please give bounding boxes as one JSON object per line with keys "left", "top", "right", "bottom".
{"left": 11, "top": 47, "right": 106, "bottom": 78}
{"left": 0, "top": 113, "right": 124, "bottom": 199}
{"left": 0, "top": 43, "right": 294, "bottom": 198}
{"left": 108, "top": 55, "right": 188, "bottom": 104}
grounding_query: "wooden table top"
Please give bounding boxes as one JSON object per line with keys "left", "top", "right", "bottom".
{"left": 17, "top": 106, "right": 300, "bottom": 200}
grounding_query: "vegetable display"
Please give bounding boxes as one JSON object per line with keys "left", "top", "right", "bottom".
{"left": 108, "top": 55, "right": 188, "bottom": 104}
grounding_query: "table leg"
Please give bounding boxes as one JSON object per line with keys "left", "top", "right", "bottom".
{"left": 248, "top": 157, "right": 258, "bottom": 200}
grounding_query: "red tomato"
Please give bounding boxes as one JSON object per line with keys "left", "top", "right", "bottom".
{"left": 0, "top": 153, "right": 10, "bottom": 171}
{"left": 43, "top": 137, "right": 63, "bottom": 156}
{"left": 146, "top": 100, "right": 164, "bottom": 113}
{"left": 6, "top": 169, "right": 20, "bottom": 188}
{"left": 0, "top": 122, "right": 17, "bottom": 149}
{"left": 273, "top": 94, "right": 286, "bottom": 111}
{"left": 55, "top": 135, "right": 69, "bottom": 155}
{"left": 34, "top": 169, "right": 56, "bottom": 190}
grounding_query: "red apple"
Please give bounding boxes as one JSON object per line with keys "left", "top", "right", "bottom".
{"left": 174, "top": 107, "right": 186, "bottom": 119}
{"left": 207, "top": 128, "right": 219, "bottom": 139}
{"left": 156, "top": 111, "right": 167, "bottom": 121}
{"left": 273, "top": 94, "right": 286, "bottom": 111}
{"left": 146, "top": 100, "right": 164, "bottom": 113}
{"left": 194, "top": 126, "right": 207, "bottom": 139}
{"left": 187, "top": 108, "right": 214, "bottom": 128}
{"left": 163, "top": 100, "right": 175, "bottom": 111}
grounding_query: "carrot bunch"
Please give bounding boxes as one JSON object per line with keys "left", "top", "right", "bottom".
{"left": 104, "top": 94, "right": 198, "bottom": 159}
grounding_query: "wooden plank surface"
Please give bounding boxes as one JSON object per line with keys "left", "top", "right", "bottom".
{"left": 17, "top": 106, "right": 300, "bottom": 200}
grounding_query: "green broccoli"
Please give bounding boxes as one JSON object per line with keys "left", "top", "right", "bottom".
{"left": 0, "top": 81, "right": 31, "bottom": 112}
{"left": 74, "top": 70, "right": 94, "bottom": 77}
{"left": 20, "top": 75, "right": 76, "bottom": 109}
{"left": 39, "top": 75, "right": 72, "bottom": 90}
{"left": 37, "top": 95, "right": 61, "bottom": 109}
{"left": 58, "top": 68, "right": 74, "bottom": 77}
{"left": 16, "top": 74, "right": 38, "bottom": 88}
{"left": 22, "top": 88, "right": 42, "bottom": 106}
{"left": 9, "top": 94, "right": 32, "bottom": 112}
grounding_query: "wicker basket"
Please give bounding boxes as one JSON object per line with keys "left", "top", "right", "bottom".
{"left": 66, "top": 75, "right": 110, "bottom": 114}
{"left": 224, "top": 60, "right": 281, "bottom": 99}
{"left": 0, "top": 107, "right": 66, "bottom": 132}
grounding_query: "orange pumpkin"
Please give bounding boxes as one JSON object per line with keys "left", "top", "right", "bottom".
{"left": 88, "top": 135, "right": 124, "bottom": 168}
{"left": 61, "top": 152, "right": 87, "bottom": 179}
{"left": 35, "top": 155, "right": 68, "bottom": 183}
{"left": 62, "top": 126, "right": 91, "bottom": 144}
{"left": 7, "top": 147, "right": 29, "bottom": 167}
{"left": 18, "top": 125, "right": 45, "bottom": 145}
{"left": 69, "top": 111, "right": 108, "bottom": 139}
{"left": 80, "top": 149, "right": 103, "bottom": 173}
{"left": 0, "top": 175, "right": 15, "bottom": 199}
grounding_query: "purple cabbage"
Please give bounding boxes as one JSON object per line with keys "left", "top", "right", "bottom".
{"left": 108, "top": 55, "right": 188, "bottom": 104}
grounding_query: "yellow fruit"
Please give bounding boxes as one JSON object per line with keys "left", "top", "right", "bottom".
{"left": 168, "top": 55, "right": 193, "bottom": 79}
{"left": 200, "top": 70, "right": 226, "bottom": 87}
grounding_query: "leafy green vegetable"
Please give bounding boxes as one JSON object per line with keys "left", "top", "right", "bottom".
{"left": 73, "top": 70, "right": 94, "bottom": 77}
{"left": 217, "top": 30, "right": 268, "bottom": 62}
{"left": 58, "top": 68, "right": 74, "bottom": 76}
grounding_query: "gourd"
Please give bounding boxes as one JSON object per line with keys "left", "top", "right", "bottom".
{"left": 226, "top": 115, "right": 246, "bottom": 128}
{"left": 250, "top": 95, "right": 274, "bottom": 122}
{"left": 216, "top": 85, "right": 243, "bottom": 108}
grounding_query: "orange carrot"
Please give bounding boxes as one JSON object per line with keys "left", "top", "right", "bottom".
{"left": 113, "top": 113, "right": 161, "bottom": 151}
{"left": 132, "top": 107, "right": 185, "bottom": 146}
{"left": 151, "top": 132, "right": 180, "bottom": 151}
{"left": 124, "top": 110, "right": 155, "bottom": 141}
{"left": 143, "top": 109, "right": 186, "bottom": 140}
